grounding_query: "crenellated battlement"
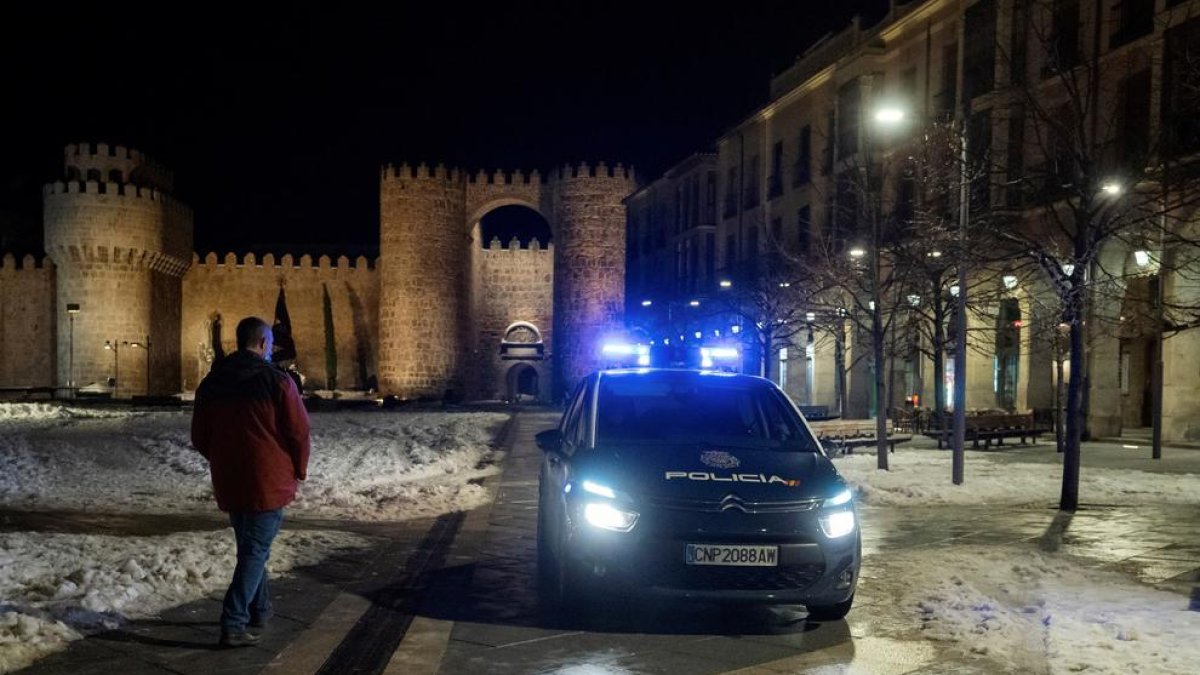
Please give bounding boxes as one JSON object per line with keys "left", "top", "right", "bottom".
{"left": 0, "top": 253, "right": 55, "bottom": 273}
{"left": 382, "top": 161, "right": 635, "bottom": 185}
{"left": 469, "top": 168, "right": 547, "bottom": 185}
{"left": 190, "top": 251, "right": 377, "bottom": 271}
{"left": 483, "top": 236, "right": 554, "bottom": 252}
{"left": 63, "top": 142, "right": 175, "bottom": 192}
{"left": 381, "top": 162, "right": 467, "bottom": 183}
{"left": 554, "top": 161, "right": 635, "bottom": 181}
{"left": 43, "top": 180, "right": 192, "bottom": 217}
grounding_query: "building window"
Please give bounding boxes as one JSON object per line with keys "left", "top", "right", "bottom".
{"left": 968, "top": 110, "right": 993, "bottom": 212}
{"left": 1163, "top": 17, "right": 1200, "bottom": 155}
{"left": 705, "top": 233, "right": 715, "bottom": 283}
{"left": 837, "top": 79, "right": 862, "bottom": 157}
{"left": 963, "top": 0, "right": 996, "bottom": 101}
{"left": 724, "top": 234, "right": 737, "bottom": 272}
{"left": 794, "top": 125, "right": 812, "bottom": 187}
{"left": 935, "top": 43, "right": 958, "bottom": 114}
{"left": 769, "top": 141, "right": 784, "bottom": 199}
{"left": 1118, "top": 69, "right": 1151, "bottom": 168}
{"left": 1110, "top": 0, "right": 1155, "bottom": 50}
{"left": 821, "top": 110, "right": 835, "bottom": 175}
{"left": 1044, "top": 0, "right": 1081, "bottom": 77}
{"left": 771, "top": 217, "right": 783, "bottom": 248}
{"left": 744, "top": 156, "right": 761, "bottom": 208}
{"left": 724, "top": 167, "right": 738, "bottom": 217}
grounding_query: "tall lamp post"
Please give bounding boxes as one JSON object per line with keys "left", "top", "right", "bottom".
{"left": 65, "top": 303, "right": 80, "bottom": 397}
{"left": 104, "top": 339, "right": 120, "bottom": 398}
{"left": 125, "top": 336, "right": 151, "bottom": 396}
{"left": 873, "top": 103, "right": 969, "bottom": 483}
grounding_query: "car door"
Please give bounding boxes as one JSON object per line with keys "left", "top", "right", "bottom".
{"left": 541, "top": 377, "right": 587, "bottom": 532}
{"left": 545, "top": 376, "right": 593, "bottom": 547}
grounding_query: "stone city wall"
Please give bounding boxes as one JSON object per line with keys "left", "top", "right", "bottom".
{"left": 0, "top": 254, "right": 56, "bottom": 388}
{"left": 182, "top": 253, "right": 379, "bottom": 392}
{"left": 470, "top": 237, "right": 554, "bottom": 400}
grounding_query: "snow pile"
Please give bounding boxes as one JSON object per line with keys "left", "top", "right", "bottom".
{"left": 0, "top": 403, "right": 142, "bottom": 422}
{"left": 835, "top": 449, "right": 1199, "bottom": 506}
{"left": 865, "top": 546, "right": 1200, "bottom": 674}
{"left": 0, "top": 528, "right": 369, "bottom": 673}
{"left": 0, "top": 407, "right": 509, "bottom": 521}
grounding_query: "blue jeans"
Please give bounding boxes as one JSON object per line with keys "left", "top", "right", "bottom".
{"left": 221, "top": 509, "right": 283, "bottom": 633}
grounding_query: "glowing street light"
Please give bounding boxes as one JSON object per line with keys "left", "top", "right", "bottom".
{"left": 849, "top": 247, "right": 866, "bottom": 259}
{"left": 641, "top": 299, "right": 653, "bottom": 307}
{"left": 1134, "top": 250, "right": 1151, "bottom": 267}
{"left": 1101, "top": 181, "right": 1123, "bottom": 196}
{"left": 719, "top": 279, "right": 732, "bottom": 288}
{"left": 1003, "top": 275, "right": 1019, "bottom": 290}
{"left": 874, "top": 106, "right": 906, "bottom": 126}
{"left": 688, "top": 299, "right": 700, "bottom": 307}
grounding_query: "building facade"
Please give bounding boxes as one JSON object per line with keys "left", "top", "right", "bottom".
{"left": 627, "top": 0, "right": 1200, "bottom": 441}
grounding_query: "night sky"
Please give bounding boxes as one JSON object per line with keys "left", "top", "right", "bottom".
{"left": 1, "top": 0, "right": 887, "bottom": 258}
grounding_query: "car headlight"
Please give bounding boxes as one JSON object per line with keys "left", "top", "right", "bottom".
{"left": 819, "top": 488, "right": 855, "bottom": 538}
{"left": 584, "top": 502, "right": 639, "bottom": 532}
{"left": 823, "top": 488, "right": 853, "bottom": 507}
{"left": 819, "top": 510, "right": 856, "bottom": 538}
{"left": 581, "top": 479, "right": 616, "bottom": 499}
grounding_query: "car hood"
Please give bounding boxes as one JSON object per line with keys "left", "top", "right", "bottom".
{"left": 578, "top": 443, "right": 845, "bottom": 503}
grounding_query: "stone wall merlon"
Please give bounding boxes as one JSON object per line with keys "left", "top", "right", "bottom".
{"left": 193, "top": 251, "right": 376, "bottom": 271}
{"left": 65, "top": 142, "right": 139, "bottom": 162}
{"left": 0, "top": 253, "right": 55, "bottom": 272}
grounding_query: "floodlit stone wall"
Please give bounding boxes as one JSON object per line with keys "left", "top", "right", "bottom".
{"left": 181, "top": 253, "right": 379, "bottom": 391}
{"left": 0, "top": 254, "right": 55, "bottom": 388}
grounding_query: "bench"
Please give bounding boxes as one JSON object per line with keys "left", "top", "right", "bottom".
{"left": 798, "top": 405, "right": 838, "bottom": 421}
{"left": 924, "top": 412, "right": 1051, "bottom": 449}
{"left": 810, "top": 419, "right": 913, "bottom": 455}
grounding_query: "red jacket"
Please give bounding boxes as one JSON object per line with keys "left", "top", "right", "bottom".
{"left": 191, "top": 351, "right": 311, "bottom": 512}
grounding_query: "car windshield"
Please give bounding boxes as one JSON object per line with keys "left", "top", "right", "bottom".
{"left": 595, "top": 374, "right": 819, "bottom": 452}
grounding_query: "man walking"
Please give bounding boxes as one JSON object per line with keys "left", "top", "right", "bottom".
{"left": 192, "top": 316, "right": 310, "bottom": 647}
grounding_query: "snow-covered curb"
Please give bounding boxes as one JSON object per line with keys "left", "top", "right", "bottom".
{"left": 0, "top": 529, "right": 370, "bottom": 673}
{"left": 835, "top": 449, "right": 1199, "bottom": 506}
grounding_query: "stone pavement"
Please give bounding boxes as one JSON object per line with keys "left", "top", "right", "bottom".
{"left": 6, "top": 410, "right": 1199, "bottom": 674}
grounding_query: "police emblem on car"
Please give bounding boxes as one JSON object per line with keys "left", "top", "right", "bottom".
{"left": 700, "top": 449, "right": 740, "bottom": 469}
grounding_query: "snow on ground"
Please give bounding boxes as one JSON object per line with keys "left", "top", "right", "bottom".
{"left": 0, "top": 528, "right": 370, "bottom": 674}
{"left": 861, "top": 545, "right": 1200, "bottom": 674}
{"left": 834, "top": 448, "right": 1198, "bottom": 507}
{"left": 0, "top": 404, "right": 510, "bottom": 521}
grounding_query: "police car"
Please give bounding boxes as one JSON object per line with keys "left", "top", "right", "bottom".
{"left": 536, "top": 366, "right": 860, "bottom": 619}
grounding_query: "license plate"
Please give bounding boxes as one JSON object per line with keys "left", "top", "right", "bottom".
{"left": 685, "top": 544, "right": 779, "bottom": 567}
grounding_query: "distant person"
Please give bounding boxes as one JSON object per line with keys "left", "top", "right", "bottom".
{"left": 191, "top": 316, "right": 311, "bottom": 648}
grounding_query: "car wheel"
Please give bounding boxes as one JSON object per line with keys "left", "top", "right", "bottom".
{"left": 806, "top": 594, "right": 854, "bottom": 621}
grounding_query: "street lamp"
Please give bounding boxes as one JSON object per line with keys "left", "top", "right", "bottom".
{"left": 104, "top": 340, "right": 120, "bottom": 398}
{"left": 65, "top": 303, "right": 80, "bottom": 397}
{"left": 125, "top": 336, "right": 151, "bottom": 396}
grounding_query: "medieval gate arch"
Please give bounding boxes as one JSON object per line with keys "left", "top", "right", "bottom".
{"left": 378, "top": 162, "right": 636, "bottom": 401}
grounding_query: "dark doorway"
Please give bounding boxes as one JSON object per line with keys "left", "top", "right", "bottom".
{"left": 506, "top": 363, "right": 539, "bottom": 404}
{"left": 995, "top": 298, "right": 1021, "bottom": 411}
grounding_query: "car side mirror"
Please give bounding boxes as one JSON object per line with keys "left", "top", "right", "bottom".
{"left": 536, "top": 429, "right": 563, "bottom": 453}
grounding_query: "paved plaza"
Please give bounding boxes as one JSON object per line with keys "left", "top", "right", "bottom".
{"left": 5, "top": 411, "right": 1199, "bottom": 674}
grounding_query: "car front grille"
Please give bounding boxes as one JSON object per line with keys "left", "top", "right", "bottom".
{"left": 647, "top": 495, "right": 821, "bottom": 514}
{"left": 650, "top": 562, "right": 826, "bottom": 592}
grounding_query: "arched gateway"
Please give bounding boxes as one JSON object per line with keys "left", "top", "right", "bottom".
{"left": 378, "top": 162, "right": 636, "bottom": 401}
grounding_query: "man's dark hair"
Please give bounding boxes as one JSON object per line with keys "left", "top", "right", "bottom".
{"left": 236, "top": 317, "right": 271, "bottom": 351}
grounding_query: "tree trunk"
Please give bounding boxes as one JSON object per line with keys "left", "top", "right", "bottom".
{"left": 932, "top": 296, "right": 946, "bottom": 432}
{"left": 1054, "top": 337, "right": 1064, "bottom": 454}
{"left": 835, "top": 320, "right": 848, "bottom": 417}
{"left": 1061, "top": 301, "right": 1085, "bottom": 511}
{"left": 874, "top": 306, "right": 889, "bottom": 470}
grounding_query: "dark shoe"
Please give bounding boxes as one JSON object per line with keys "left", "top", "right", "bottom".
{"left": 248, "top": 614, "right": 270, "bottom": 630}
{"left": 219, "top": 631, "right": 261, "bottom": 648}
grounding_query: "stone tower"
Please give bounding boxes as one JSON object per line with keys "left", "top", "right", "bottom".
{"left": 43, "top": 143, "right": 193, "bottom": 396}
{"left": 378, "top": 161, "right": 635, "bottom": 400}
{"left": 378, "top": 164, "right": 469, "bottom": 399}
{"left": 550, "top": 163, "right": 635, "bottom": 397}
